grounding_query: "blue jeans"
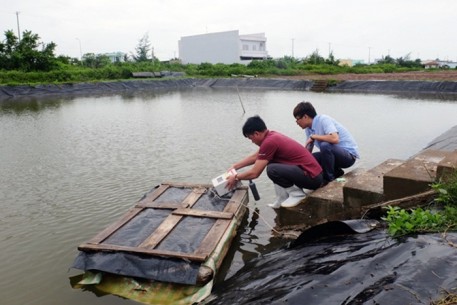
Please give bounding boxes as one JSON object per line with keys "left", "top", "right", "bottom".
{"left": 313, "top": 142, "right": 356, "bottom": 182}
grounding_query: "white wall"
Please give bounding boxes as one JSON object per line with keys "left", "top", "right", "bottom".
{"left": 179, "top": 30, "right": 241, "bottom": 64}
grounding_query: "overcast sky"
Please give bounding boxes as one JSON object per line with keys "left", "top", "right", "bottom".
{"left": 1, "top": 0, "right": 456, "bottom": 63}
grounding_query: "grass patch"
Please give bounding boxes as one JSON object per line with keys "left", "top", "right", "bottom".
{"left": 383, "top": 170, "right": 457, "bottom": 237}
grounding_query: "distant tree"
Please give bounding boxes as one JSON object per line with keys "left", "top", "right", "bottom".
{"left": 247, "top": 59, "right": 275, "bottom": 69}
{"left": 325, "top": 51, "right": 340, "bottom": 65}
{"left": 304, "top": 50, "right": 326, "bottom": 65}
{"left": 132, "top": 33, "right": 154, "bottom": 62}
{"left": 396, "top": 53, "right": 422, "bottom": 68}
{"left": 377, "top": 55, "right": 396, "bottom": 65}
{"left": 0, "top": 29, "right": 58, "bottom": 71}
{"left": 82, "top": 53, "right": 111, "bottom": 68}
{"left": 275, "top": 56, "right": 300, "bottom": 69}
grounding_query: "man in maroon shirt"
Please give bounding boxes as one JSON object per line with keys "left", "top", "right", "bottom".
{"left": 226, "top": 116, "right": 323, "bottom": 208}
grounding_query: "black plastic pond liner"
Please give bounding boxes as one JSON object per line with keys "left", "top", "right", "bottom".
{"left": 328, "top": 80, "right": 457, "bottom": 95}
{"left": 72, "top": 251, "right": 201, "bottom": 285}
{"left": 0, "top": 78, "right": 312, "bottom": 99}
{"left": 423, "top": 125, "right": 457, "bottom": 152}
{"left": 2, "top": 78, "right": 457, "bottom": 100}
{"left": 206, "top": 223, "right": 457, "bottom": 305}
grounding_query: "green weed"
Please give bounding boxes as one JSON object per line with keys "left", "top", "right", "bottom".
{"left": 383, "top": 170, "right": 457, "bottom": 237}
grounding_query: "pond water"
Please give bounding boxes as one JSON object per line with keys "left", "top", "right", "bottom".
{"left": 1, "top": 88, "right": 456, "bottom": 305}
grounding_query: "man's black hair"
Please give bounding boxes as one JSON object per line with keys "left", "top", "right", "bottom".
{"left": 242, "top": 115, "right": 267, "bottom": 137}
{"left": 293, "top": 101, "right": 317, "bottom": 119}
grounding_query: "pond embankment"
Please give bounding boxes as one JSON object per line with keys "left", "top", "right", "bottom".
{"left": 2, "top": 77, "right": 457, "bottom": 99}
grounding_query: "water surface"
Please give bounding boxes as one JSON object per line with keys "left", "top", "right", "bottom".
{"left": 1, "top": 88, "right": 456, "bottom": 304}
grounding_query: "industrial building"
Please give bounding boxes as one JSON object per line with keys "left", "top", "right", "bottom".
{"left": 178, "top": 30, "right": 269, "bottom": 65}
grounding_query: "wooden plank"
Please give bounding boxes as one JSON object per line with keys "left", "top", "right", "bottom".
{"left": 194, "top": 188, "right": 248, "bottom": 258}
{"left": 86, "top": 207, "right": 144, "bottom": 245}
{"left": 362, "top": 189, "right": 437, "bottom": 219}
{"left": 136, "top": 185, "right": 205, "bottom": 209}
{"left": 193, "top": 219, "right": 231, "bottom": 258}
{"left": 136, "top": 184, "right": 170, "bottom": 207}
{"left": 162, "top": 181, "right": 212, "bottom": 189}
{"left": 78, "top": 243, "right": 207, "bottom": 262}
{"left": 138, "top": 202, "right": 183, "bottom": 209}
{"left": 137, "top": 188, "right": 206, "bottom": 248}
{"left": 173, "top": 208, "right": 234, "bottom": 219}
{"left": 181, "top": 187, "right": 206, "bottom": 208}
{"left": 138, "top": 214, "right": 183, "bottom": 249}
{"left": 224, "top": 188, "right": 248, "bottom": 214}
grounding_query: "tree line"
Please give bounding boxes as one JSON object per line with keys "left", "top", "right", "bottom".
{"left": 0, "top": 29, "right": 442, "bottom": 85}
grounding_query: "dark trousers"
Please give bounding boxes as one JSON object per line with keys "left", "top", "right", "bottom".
{"left": 313, "top": 142, "right": 356, "bottom": 182}
{"left": 266, "top": 163, "right": 323, "bottom": 190}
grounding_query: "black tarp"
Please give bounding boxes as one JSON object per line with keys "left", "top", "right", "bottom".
{"left": 205, "top": 221, "right": 457, "bottom": 305}
{"left": 72, "top": 251, "right": 202, "bottom": 285}
{"left": 0, "top": 78, "right": 312, "bottom": 99}
{"left": 423, "top": 125, "right": 457, "bottom": 152}
{"left": 3, "top": 78, "right": 457, "bottom": 100}
{"left": 328, "top": 80, "right": 457, "bottom": 95}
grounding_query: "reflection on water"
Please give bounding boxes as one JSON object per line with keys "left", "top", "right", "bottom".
{"left": 1, "top": 88, "right": 457, "bottom": 305}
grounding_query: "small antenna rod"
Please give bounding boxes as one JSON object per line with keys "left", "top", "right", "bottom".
{"left": 236, "top": 86, "right": 246, "bottom": 114}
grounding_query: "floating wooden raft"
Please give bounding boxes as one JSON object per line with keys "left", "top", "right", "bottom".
{"left": 77, "top": 182, "right": 249, "bottom": 285}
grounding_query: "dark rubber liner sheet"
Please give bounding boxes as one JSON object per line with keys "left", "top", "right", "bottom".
{"left": 206, "top": 223, "right": 457, "bottom": 305}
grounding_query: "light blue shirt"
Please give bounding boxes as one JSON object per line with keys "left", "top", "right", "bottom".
{"left": 305, "top": 114, "right": 360, "bottom": 158}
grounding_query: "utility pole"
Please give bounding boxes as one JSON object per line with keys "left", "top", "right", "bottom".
{"left": 16, "top": 11, "right": 21, "bottom": 41}
{"left": 291, "top": 38, "right": 294, "bottom": 58}
{"left": 75, "top": 38, "right": 82, "bottom": 60}
{"left": 368, "top": 46, "right": 371, "bottom": 64}
{"left": 328, "top": 42, "right": 331, "bottom": 57}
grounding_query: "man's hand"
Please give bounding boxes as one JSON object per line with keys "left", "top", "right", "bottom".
{"left": 225, "top": 173, "right": 238, "bottom": 190}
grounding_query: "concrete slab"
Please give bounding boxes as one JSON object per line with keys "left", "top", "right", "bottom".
{"left": 383, "top": 149, "right": 453, "bottom": 200}
{"left": 273, "top": 169, "right": 364, "bottom": 229}
{"left": 344, "top": 159, "right": 404, "bottom": 209}
{"left": 436, "top": 149, "right": 457, "bottom": 181}
{"left": 304, "top": 168, "right": 365, "bottom": 212}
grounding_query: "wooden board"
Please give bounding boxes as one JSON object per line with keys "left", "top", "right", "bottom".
{"left": 78, "top": 183, "right": 249, "bottom": 263}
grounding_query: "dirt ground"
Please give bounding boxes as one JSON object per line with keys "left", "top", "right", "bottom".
{"left": 281, "top": 70, "right": 457, "bottom": 81}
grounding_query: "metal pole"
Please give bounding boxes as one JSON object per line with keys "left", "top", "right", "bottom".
{"left": 291, "top": 38, "right": 294, "bottom": 57}
{"left": 16, "top": 11, "right": 21, "bottom": 41}
{"left": 76, "top": 38, "right": 82, "bottom": 60}
{"left": 368, "top": 46, "right": 371, "bottom": 64}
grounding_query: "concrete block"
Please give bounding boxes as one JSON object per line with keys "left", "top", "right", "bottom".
{"left": 274, "top": 169, "right": 364, "bottom": 228}
{"left": 307, "top": 168, "right": 365, "bottom": 208}
{"left": 383, "top": 149, "right": 452, "bottom": 200}
{"left": 344, "top": 159, "right": 404, "bottom": 209}
{"left": 436, "top": 149, "right": 457, "bottom": 181}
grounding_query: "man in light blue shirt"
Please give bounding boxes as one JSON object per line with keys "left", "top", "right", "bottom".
{"left": 293, "top": 101, "right": 359, "bottom": 185}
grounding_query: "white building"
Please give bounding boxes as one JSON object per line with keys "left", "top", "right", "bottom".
{"left": 178, "top": 30, "right": 269, "bottom": 65}
{"left": 422, "top": 60, "right": 457, "bottom": 69}
{"left": 104, "top": 52, "right": 126, "bottom": 63}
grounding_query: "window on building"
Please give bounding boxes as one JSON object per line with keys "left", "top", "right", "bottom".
{"left": 253, "top": 45, "right": 257, "bottom": 51}
{"left": 243, "top": 44, "right": 249, "bottom": 51}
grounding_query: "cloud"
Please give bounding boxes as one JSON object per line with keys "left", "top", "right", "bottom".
{"left": 1, "top": 0, "right": 456, "bottom": 61}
